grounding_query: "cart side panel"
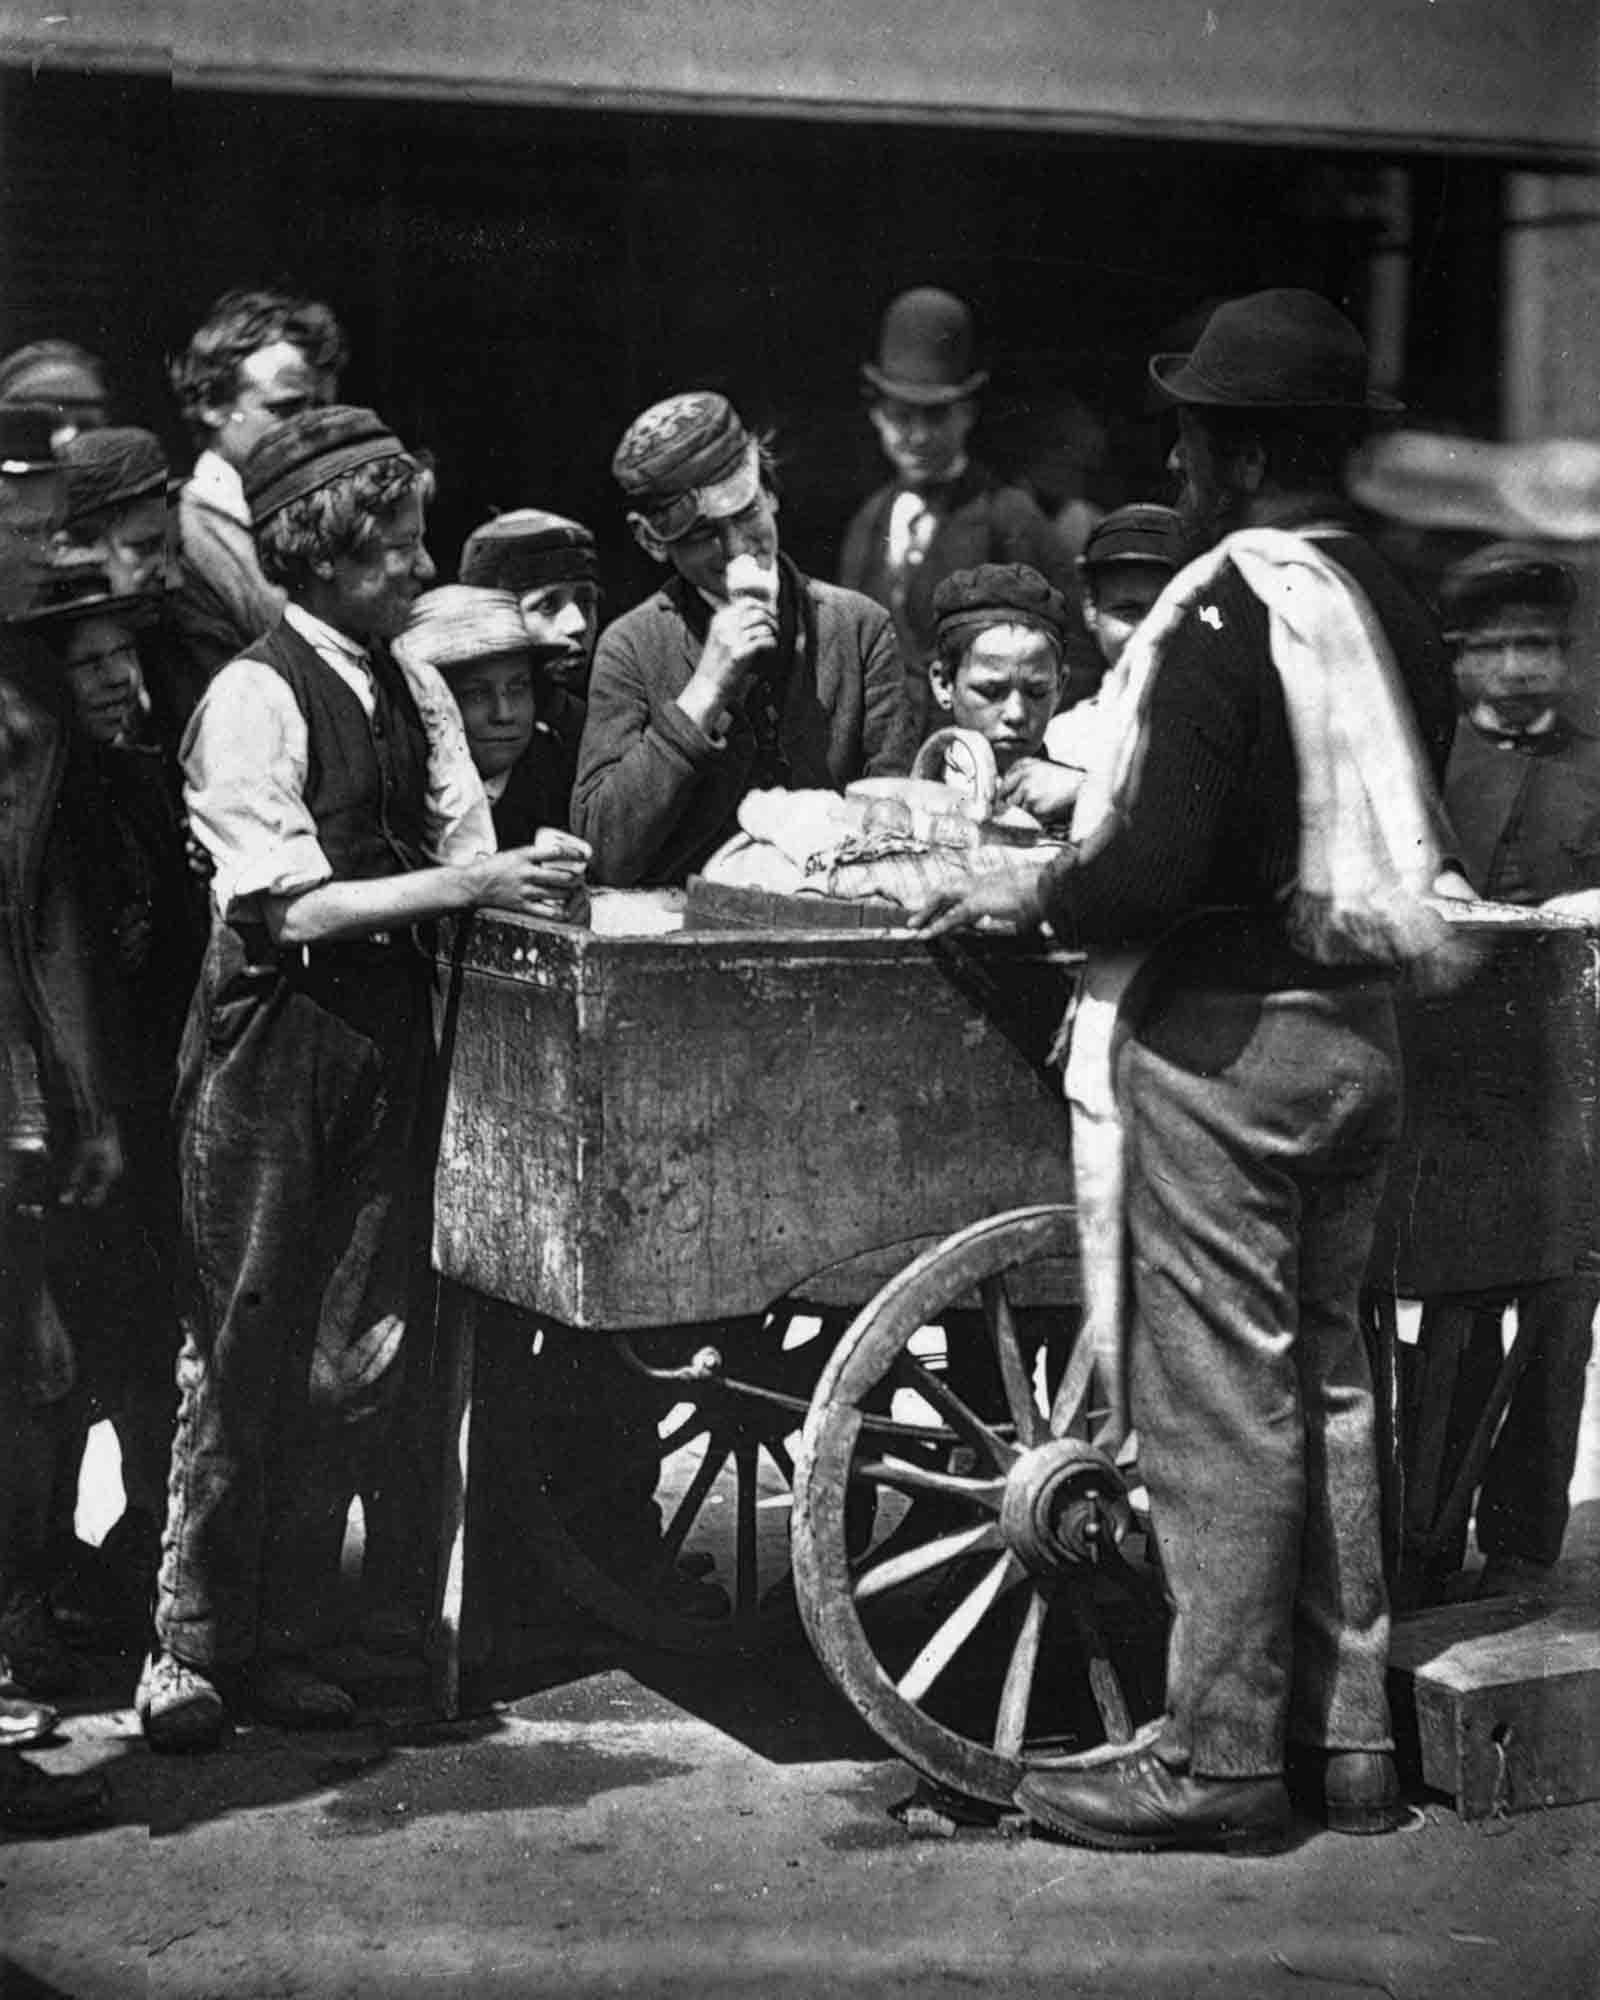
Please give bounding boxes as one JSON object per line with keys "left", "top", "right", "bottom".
{"left": 432, "top": 923, "right": 590, "bottom": 1314}
{"left": 582, "top": 935, "right": 1076, "bottom": 1326}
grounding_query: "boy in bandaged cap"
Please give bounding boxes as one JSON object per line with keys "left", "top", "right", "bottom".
{"left": 396, "top": 583, "right": 581, "bottom": 844}
{"left": 138, "top": 407, "right": 588, "bottom": 1751}
{"left": 574, "top": 392, "right": 916, "bottom": 885}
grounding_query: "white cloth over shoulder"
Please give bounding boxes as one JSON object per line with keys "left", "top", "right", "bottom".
{"left": 184, "top": 603, "right": 494, "bottom": 920}
{"left": 1061, "top": 527, "right": 1463, "bottom": 1445}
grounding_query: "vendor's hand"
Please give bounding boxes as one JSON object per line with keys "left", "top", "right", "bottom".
{"left": 997, "top": 758, "right": 1083, "bottom": 827}
{"left": 688, "top": 600, "right": 778, "bottom": 709}
{"left": 60, "top": 1125, "right": 122, "bottom": 1211}
{"left": 472, "top": 831, "right": 592, "bottom": 920}
{"left": 908, "top": 864, "right": 1048, "bottom": 940}
{"left": 1541, "top": 888, "right": 1600, "bottom": 927}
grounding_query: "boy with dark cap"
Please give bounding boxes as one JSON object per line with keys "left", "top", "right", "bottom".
{"left": 574, "top": 390, "right": 917, "bottom": 886}
{"left": 1077, "top": 503, "right": 1187, "bottom": 680}
{"left": 840, "top": 288, "right": 1085, "bottom": 738}
{"left": 137, "top": 406, "right": 590, "bottom": 1751}
{"left": 916, "top": 289, "right": 1460, "bottom": 1851}
{"left": 1406, "top": 543, "right": 1600, "bottom": 1600}
{"left": 58, "top": 426, "right": 169, "bottom": 598}
{"left": 458, "top": 506, "right": 601, "bottom": 694}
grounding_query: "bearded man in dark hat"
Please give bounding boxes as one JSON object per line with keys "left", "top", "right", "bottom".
{"left": 574, "top": 391, "right": 917, "bottom": 886}
{"left": 137, "top": 406, "right": 591, "bottom": 1751}
{"left": 915, "top": 289, "right": 1461, "bottom": 1851}
{"left": 840, "top": 288, "right": 1082, "bottom": 739}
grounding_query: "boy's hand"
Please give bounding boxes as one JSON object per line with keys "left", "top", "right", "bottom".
{"left": 997, "top": 758, "right": 1083, "bottom": 827}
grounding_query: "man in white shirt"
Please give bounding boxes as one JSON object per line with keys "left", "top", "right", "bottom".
{"left": 167, "top": 290, "right": 347, "bottom": 722}
{"left": 138, "top": 406, "right": 589, "bottom": 1752}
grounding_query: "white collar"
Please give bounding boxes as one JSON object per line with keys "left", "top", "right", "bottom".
{"left": 189, "top": 449, "right": 251, "bottom": 527}
{"left": 284, "top": 600, "right": 371, "bottom": 667}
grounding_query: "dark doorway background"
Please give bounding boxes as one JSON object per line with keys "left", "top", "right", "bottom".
{"left": 0, "top": 67, "right": 1504, "bottom": 609}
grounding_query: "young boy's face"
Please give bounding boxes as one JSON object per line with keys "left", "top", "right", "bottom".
{"left": 64, "top": 613, "right": 143, "bottom": 745}
{"left": 1082, "top": 559, "right": 1171, "bottom": 671}
{"left": 1453, "top": 602, "right": 1572, "bottom": 734}
{"left": 451, "top": 651, "right": 538, "bottom": 779}
{"left": 929, "top": 623, "right": 1061, "bottom": 773}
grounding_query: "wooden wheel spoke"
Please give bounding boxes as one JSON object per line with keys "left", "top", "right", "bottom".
{"left": 735, "top": 1446, "right": 759, "bottom": 1621}
{"left": 896, "top": 1553, "right": 1020, "bottom": 1705}
{"left": 892, "top": 1353, "right": 1017, "bottom": 1468}
{"left": 1062, "top": 1584, "right": 1134, "bottom": 1745}
{"left": 657, "top": 1409, "right": 713, "bottom": 1459}
{"left": 853, "top": 1456, "right": 1005, "bottom": 1509}
{"left": 980, "top": 1276, "right": 1045, "bottom": 1447}
{"left": 994, "top": 1587, "right": 1048, "bottom": 1759}
{"left": 1049, "top": 1328, "right": 1099, "bottom": 1440}
{"left": 853, "top": 1521, "right": 1002, "bottom": 1604}
{"left": 660, "top": 1437, "right": 730, "bottom": 1561}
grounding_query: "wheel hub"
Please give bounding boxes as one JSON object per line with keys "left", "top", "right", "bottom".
{"left": 998, "top": 1438, "right": 1132, "bottom": 1573}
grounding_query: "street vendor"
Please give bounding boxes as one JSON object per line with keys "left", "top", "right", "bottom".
{"left": 1407, "top": 543, "right": 1600, "bottom": 1600}
{"left": 572, "top": 391, "right": 917, "bottom": 885}
{"left": 396, "top": 583, "right": 581, "bottom": 846}
{"left": 137, "top": 406, "right": 590, "bottom": 1753}
{"left": 914, "top": 289, "right": 1459, "bottom": 1852}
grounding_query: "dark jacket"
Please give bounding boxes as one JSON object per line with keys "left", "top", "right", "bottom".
{"left": 171, "top": 482, "right": 285, "bottom": 715}
{"left": 840, "top": 462, "right": 1089, "bottom": 736}
{"left": 572, "top": 559, "right": 916, "bottom": 887}
{"left": 1444, "top": 716, "right": 1600, "bottom": 905}
{"left": 0, "top": 635, "right": 112, "bottom": 1171}
{"left": 489, "top": 690, "right": 585, "bottom": 847}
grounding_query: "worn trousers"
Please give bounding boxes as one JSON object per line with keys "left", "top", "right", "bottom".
{"left": 1121, "top": 983, "right": 1400, "bottom": 1778}
{"left": 156, "top": 928, "right": 431, "bottom": 1668}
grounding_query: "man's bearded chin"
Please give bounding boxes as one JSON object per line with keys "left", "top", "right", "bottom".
{"left": 1177, "top": 481, "right": 1245, "bottom": 557}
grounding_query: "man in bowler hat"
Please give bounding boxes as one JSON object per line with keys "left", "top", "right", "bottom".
{"left": 915, "top": 290, "right": 1458, "bottom": 1850}
{"left": 840, "top": 287, "right": 1081, "bottom": 738}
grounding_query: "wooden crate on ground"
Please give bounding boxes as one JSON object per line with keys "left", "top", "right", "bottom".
{"left": 1389, "top": 1591, "right": 1600, "bottom": 1818}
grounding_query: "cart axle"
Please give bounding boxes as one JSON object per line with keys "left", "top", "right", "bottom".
{"left": 999, "top": 1439, "right": 1132, "bottom": 1574}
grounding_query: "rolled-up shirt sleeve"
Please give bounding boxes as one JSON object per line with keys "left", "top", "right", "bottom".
{"left": 395, "top": 655, "right": 497, "bottom": 864}
{"left": 183, "top": 659, "right": 332, "bottom": 920}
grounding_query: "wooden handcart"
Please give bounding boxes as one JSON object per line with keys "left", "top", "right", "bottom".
{"left": 427, "top": 900, "right": 1159, "bottom": 1807}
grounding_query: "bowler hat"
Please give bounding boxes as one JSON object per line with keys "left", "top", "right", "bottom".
{"left": 862, "top": 289, "right": 988, "bottom": 407}
{"left": 1150, "top": 289, "right": 1402, "bottom": 414}
{"left": 21, "top": 559, "right": 159, "bottom": 633}
{"left": 0, "top": 404, "right": 58, "bottom": 476}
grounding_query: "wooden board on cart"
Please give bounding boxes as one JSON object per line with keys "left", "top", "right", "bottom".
{"left": 432, "top": 911, "right": 1079, "bottom": 1329}
{"left": 1389, "top": 1590, "right": 1600, "bottom": 1819}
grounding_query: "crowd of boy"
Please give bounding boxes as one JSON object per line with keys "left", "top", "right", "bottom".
{"left": 0, "top": 279, "right": 1593, "bottom": 1853}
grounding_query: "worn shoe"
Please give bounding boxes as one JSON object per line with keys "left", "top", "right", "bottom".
{"left": 1015, "top": 1748, "right": 1291, "bottom": 1853}
{"left": 0, "top": 1754, "right": 110, "bottom": 1836}
{"left": 244, "top": 1659, "right": 356, "bottom": 1729}
{"left": 0, "top": 1586, "right": 80, "bottom": 1696}
{"left": 0, "top": 1693, "right": 58, "bottom": 1751}
{"left": 137, "top": 1651, "right": 228, "bottom": 1753}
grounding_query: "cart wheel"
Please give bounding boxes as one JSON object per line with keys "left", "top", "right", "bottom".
{"left": 516, "top": 1310, "right": 838, "bottom": 1657}
{"left": 793, "top": 1206, "right": 1164, "bottom": 1807}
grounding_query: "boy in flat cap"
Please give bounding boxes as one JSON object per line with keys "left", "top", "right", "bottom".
{"left": 841, "top": 289, "right": 1083, "bottom": 739}
{"left": 459, "top": 506, "right": 601, "bottom": 693}
{"left": 138, "top": 407, "right": 589, "bottom": 1751}
{"left": 575, "top": 391, "right": 916, "bottom": 885}
{"left": 917, "top": 290, "right": 1460, "bottom": 1852}
{"left": 1402, "top": 544, "right": 1600, "bottom": 1601}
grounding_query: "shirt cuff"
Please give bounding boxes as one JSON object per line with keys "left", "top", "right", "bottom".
{"left": 654, "top": 696, "right": 727, "bottom": 767}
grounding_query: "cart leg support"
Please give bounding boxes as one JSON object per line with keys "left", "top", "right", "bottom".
{"left": 429, "top": 1284, "right": 478, "bottom": 1720}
